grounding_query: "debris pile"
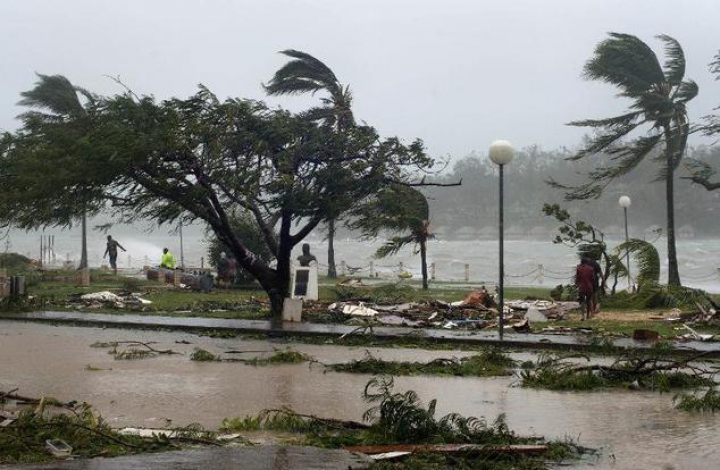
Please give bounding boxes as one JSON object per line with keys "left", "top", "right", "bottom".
{"left": 313, "top": 291, "right": 578, "bottom": 332}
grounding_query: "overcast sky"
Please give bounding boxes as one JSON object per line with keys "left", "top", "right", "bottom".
{"left": 1, "top": 0, "right": 718, "bottom": 160}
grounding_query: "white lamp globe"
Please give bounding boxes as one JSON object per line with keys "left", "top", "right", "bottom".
{"left": 489, "top": 140, "right": 515, "bottom": 166}
{"left": 619, "top": 195, "right": 632, "bottom": 208}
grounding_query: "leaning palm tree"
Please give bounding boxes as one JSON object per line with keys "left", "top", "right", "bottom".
{"left": 552, "top": 33, "right": 697, "bottom": 286}
{"left": 265, "top": 50, "right": 355, "bottom": 278}
{"left": 18, "top": 74, "right": 96, "bottom": 269}
{"left": 351, "top": 185, "right": 433, "bottom": 289}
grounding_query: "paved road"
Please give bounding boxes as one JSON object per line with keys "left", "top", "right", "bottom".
{"left": 1, "top": 310, "right": 718, "bottom": 356}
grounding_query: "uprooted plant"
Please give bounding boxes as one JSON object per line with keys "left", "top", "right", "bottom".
{"left": 674, "top": 387, "right": 720, "bottom": 412}
{"left": 521, "top": 343, "right": 715, "bottom": 392}
{"left": 189, "top": 347, "right": 310, "bottom": 365}
{"left": 222, "top": 376, "right": 582, "bottom": 469}
{"left": 91, "top": 341, "right": 181, "bottom": 361}
{"left": 327, "top": 349, "right": 515, "bottom": 378}
{"left": 0, "top": 392, "right": 221, "bottom": 464}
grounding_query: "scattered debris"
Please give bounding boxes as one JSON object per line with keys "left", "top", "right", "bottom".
{"left": 45, "top": 439, "right": 72, "bottom": 458}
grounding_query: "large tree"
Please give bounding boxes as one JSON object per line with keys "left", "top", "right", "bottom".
{"left": 0, "top": 74, "right": 102, "bottom": 269}
{"left": 3, "top": 86, "right": 432, "bottom": 316}
{"left": 264, "top": 50, "right": 355, "bottom": 279}
{"left": 551, "top": 33, "right": 698, "bottom": 286}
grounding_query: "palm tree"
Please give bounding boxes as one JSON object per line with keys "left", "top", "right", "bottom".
{"left": 351, "top": 185, "right": 433, "bottom": 289}
{"left": 557, "top": 33, "right": 697, "bottom": 286}
{"left": 18, "top": 74, "right": 96, "bottom": 269}
{"left": 265, "top": 50, "right": 355, "bottom": 278}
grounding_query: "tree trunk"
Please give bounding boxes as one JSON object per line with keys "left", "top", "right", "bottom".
{"left": 78, "top": 212, "right": 88, "bottom": 269}
{"left": 666, "top": 168, "right": 681, "bottom": 286}
{"left": 664, "top": 126, "right": 681, "bottom": 287}
{"left": 420, "top": 237, "right": 428, "bottom": 290}
{"left": 327, "top": 219, "right": 337, "bottom": 278}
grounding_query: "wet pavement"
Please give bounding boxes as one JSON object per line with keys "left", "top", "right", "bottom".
{"left": 2, "top": 310, "right": 719, "bottom": 356}
{"left": 4, "top": 446, "right": 372, "bottom": 470}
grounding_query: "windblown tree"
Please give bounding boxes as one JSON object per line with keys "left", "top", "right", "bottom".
{"left": 350, "top": 185, "right": 433, "bottom": 289}
{"left": 551, "top": 33, "right": 698, "bottom": 286}
{"left": 685, "top": 50, "right": 720, "bottom": 190}
{"left": 264, "top": 50, "right": 355, "bottom": 279}
{"left": 0, "top": 74, "right": 101, "bottom": 269}
{"left": 5, "top": 86, "right": 432, "bottom": 316}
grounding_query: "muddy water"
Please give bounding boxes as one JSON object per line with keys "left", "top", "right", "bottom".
{"left": 1, "top": 321, "right": 718, "bottom": 470}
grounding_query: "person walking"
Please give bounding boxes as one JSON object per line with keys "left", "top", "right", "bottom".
{"left": 575, "top": 258, "right": 595, "bottom": 321}
{"left": 103, "top": 235, "right": 126, "bottom": 275}
{"left": 589, "top": 257, "right": 603, "bottom": 314}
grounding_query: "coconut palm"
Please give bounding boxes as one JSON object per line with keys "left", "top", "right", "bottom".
{"left": 265, "top": 50, "right": 355, "bottom": 278}
{"left": 351, "top": 185, "right": 433, "bottom": 289}
{"left": 556, "top": 33, "right": 698, "bottom": 286}
{"left": 18, "top": 74, "right": 97, "bottom": 269}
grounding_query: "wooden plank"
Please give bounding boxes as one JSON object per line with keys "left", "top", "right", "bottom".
{"left": 346, "top": 444, "right": 548, "bottom": 456}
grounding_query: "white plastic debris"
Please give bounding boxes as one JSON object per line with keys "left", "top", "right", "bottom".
{"left": 524, "top": 306, "right": 548, "bottom": 323}
{"left": 342, "top": 302, "right": 378, "bottom": 317}
{"left": 80, "top": 291, "right": 121, "bottom": 302}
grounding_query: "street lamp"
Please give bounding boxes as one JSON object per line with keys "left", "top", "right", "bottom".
{"left": 489, "top": 140, "right": 515, "bottom": 341}
{"left": 619, "top": 195, "right": 632, "bottom": 289}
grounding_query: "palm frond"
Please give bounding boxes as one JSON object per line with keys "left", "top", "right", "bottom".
{"left": 583, "top": 33, "right": 664, "bottom": 97}
{"left": 264, "top": 50, "right": 341, "bottom": 97}
{"left": 616, "top": 238, "right": 660, "bottom": 286}
{"left": 375, "top": 235, "right": 415, "bottom": 258}
{"left": 675, "top": 80, "right": 698, "bottom": 104}
{"left": 656, "top": 34, "right": 685, "bottom": 84}
{"left": 18, "top": 73, "right": 84, "bottom": 118}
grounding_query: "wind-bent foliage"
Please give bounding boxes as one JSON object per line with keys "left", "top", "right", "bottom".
{"left": 350, "top": 185, "right": 433, "bottom": 288}
{"left": 3, "top": 85, "right": 432, "bottom": 316}
{"left": 684, "top": 50, "right": 720, "bottom": 190}
{"left": 551, "top": 33, "right": 698, "bottom": 286}
{"left": 265, "top": 50, "right": 355, "bottom": 278}
{"left": 542, "top": 203, "right": 611, "bottom": 290}
{"left": 616, "top": 238, "right": 660, "bottom": 289}
{"left": 0, "top": 74, "right": 101, "bottom": 268}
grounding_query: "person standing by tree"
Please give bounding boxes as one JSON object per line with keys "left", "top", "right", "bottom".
{"left": 103, "top": 235, "right": 126, "bottom": 275}
{"left": 575, "top": 258, "right": 596, "bottom": 321}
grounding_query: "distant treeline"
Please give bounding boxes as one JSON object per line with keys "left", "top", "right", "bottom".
{"left": 421, "top": 144, "right": 720, "bottom": 239}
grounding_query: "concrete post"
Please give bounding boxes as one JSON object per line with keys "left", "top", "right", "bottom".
{"left": 431, "top": 262, "right": 436, "bottom": 280}
{"left": 538, "top": 264, "right": 544, "bottom": 284}
{"left": 173, "top": 270, "right": 182, "bottom": 287}
{"left": 340, "top": 260, "right": 346, "bottom": 276}
{"left": 464, "top": 263, "right": 470, "bottom": 282}
{"left": 369, "top": 261, "right": 374, "bottom": 278}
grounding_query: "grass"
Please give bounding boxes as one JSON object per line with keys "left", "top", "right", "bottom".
{"left": 327, "top": 349, "right": 515, "bottom": 378}
{"left": 535, "top": 318, "right": 720, "bottom": 339}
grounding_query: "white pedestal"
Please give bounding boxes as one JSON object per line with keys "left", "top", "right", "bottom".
{"left": 291, "top": 264, "right": 318, "bottom": 301}
{"left": 282, "top": 298, "right": 303, "bottom": 322}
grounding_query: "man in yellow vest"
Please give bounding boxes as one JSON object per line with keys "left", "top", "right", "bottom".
{"left": 160, "top": 248, "right": 176, "bottom": 270}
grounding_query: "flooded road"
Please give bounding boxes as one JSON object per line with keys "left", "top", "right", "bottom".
{"left": 1, "top": 321, "right": 718, "bottom": 470}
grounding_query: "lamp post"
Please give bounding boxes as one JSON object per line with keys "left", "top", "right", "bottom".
{"left": 489, "top": 140, "right": 515, "bottom": 341}
{"left": 619, "top": 195, "right": 632, "bottom": 289}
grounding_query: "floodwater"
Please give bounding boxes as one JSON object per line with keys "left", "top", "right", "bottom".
{"left": 1, "top": 321, "right": 719, "bottom": 470}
